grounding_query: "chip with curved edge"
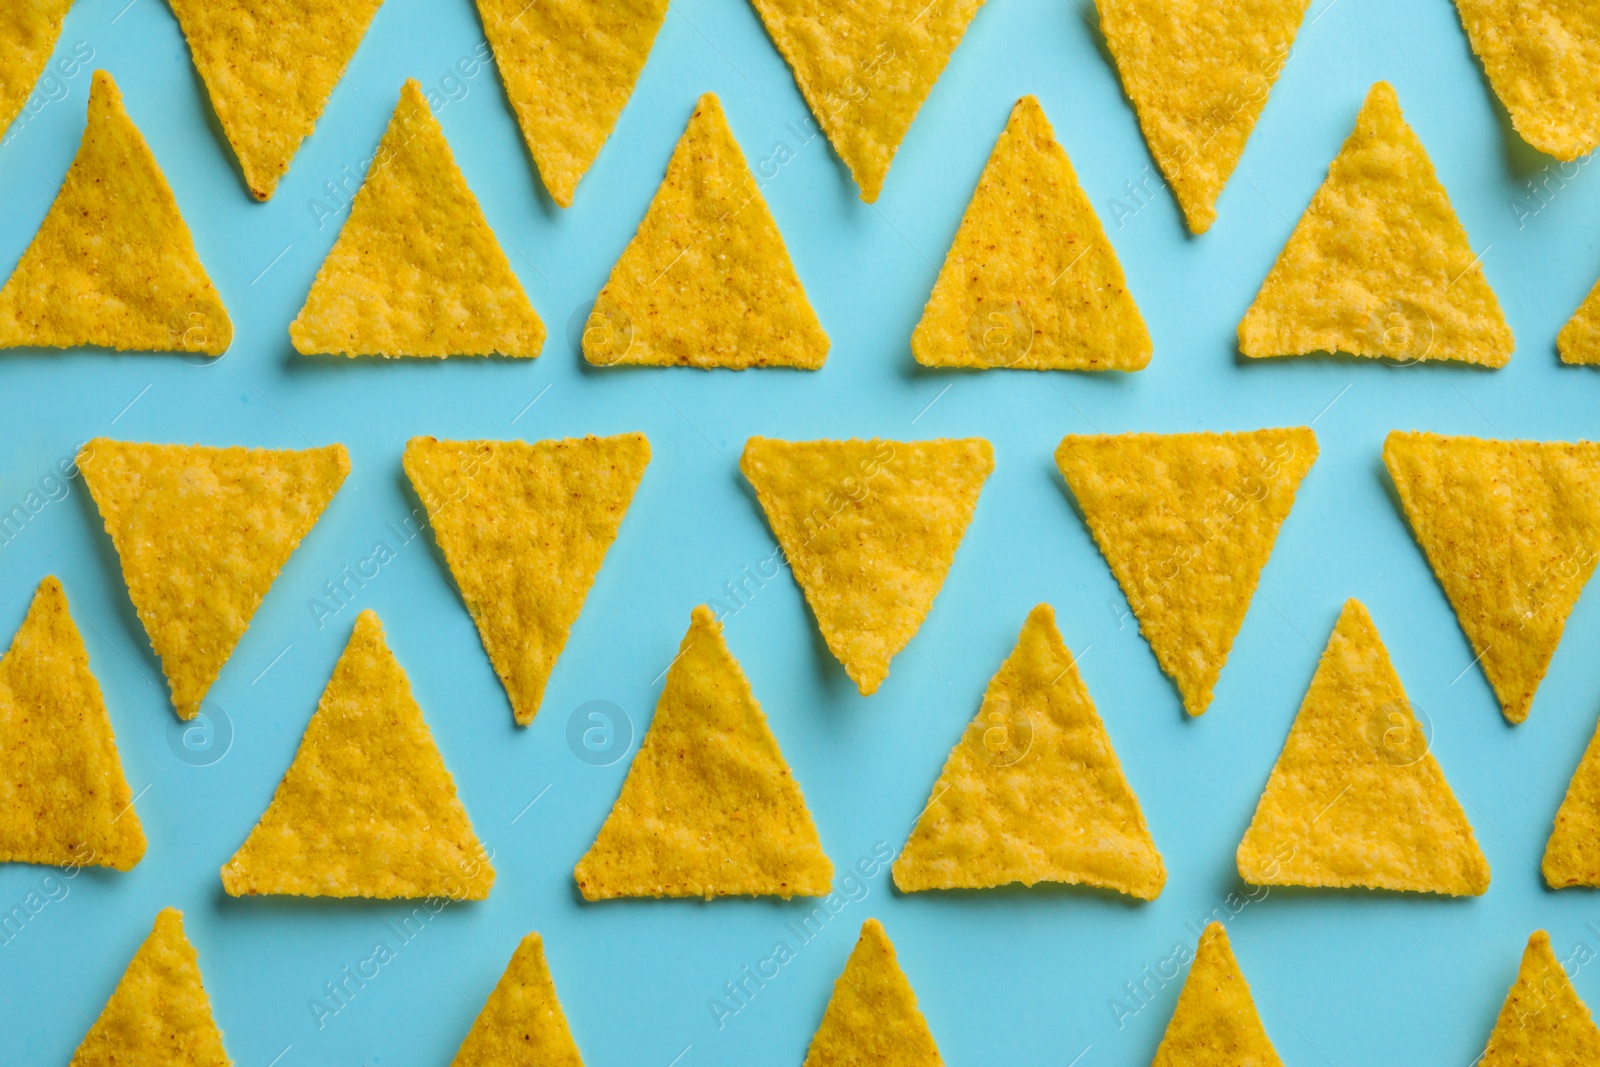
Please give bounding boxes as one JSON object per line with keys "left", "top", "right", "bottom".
{"left": 0, "top": 0, "right": 73, "bottom": 140}
{"left": 1479, "top": 931, "right": 1600, "bottom": 1065}
{"left": 450, "top": 933, "right": 586, "bottom": 1067}
{"left": 1559, "top": 276, "right": 1600, "bottom": 365}
{"left": 1542, "top": 710, "right": 1600, "bottom": 888}
{"left": 1151, "top": 923, "right": 1284, "bottom": 1067}
{"left": 802, "top": 919, "right": 944, "bottom": 1067}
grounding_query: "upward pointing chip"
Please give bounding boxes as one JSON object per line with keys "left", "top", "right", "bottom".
{"left": 0, "top": 1, "right": 73, "bottom": 140}
{"left": 801, "top": 919, "right": 945, "bottom": 1067}
{"left": 1151, "top": 923, "right": 1284, "bottom": 1067}
{"left": 1559, "top": 275, "right": 1600, "bottom": 366}
{"left": 449, "top": 933, "right": 586, "bottom": 1067}
{"left": 1478, "top": 931, "right": 1600, "bottom": 1065}
{"left": 1543, "top": 708, "right": 1600, "bottom": 888}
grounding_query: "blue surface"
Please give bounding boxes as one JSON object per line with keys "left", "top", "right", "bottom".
{"left": 3, "top": 0, "right": 1600, "bottom": 1063}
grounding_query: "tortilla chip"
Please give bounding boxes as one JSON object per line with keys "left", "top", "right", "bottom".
{"left": 0, "top": 577, "right": 144, "bottom": 871}
{"left": 574, "top": 605, "right": 832, "bottom": 900}
{"left": 221, "top": 611, "right": 494, "bottom": 899}
{"left": 1152, "top": 923, "right": 1284, "bottom": 1067}
{"left": 1453, "top": 0, "right": 1600, "bottom": 160}
{"left": 166, "top": 0, "right": 384, "bottom": 200}
{"left": 1384, "top": 430, "right": 1600, "bottom": 724}
{"left": 802, "top": 919, "right": 944, "bottom": 1067}
{"left": 585, "top": 94, "right": 826, "bottom": 369}
{"left": 893, "top": 604, "right": 1164, "bottom": 898}
{"left": 403, "top": 434, "right": 649, "bottom": 725}
{"left": 1239, "top": 82, "right": 1513, "bottom": 367}
{"left": 0, "top": 71, "right": 232, "bottom": 356}
{"left": 475, "top": 0, "right": 667, "bottom": 208}
{"left": 1544, "top": 710, "right": 1600, "bottom": 887}
{"left": 80, "top": 438, "right": 349, "bottom": 721}
{"left": 449, "top": 933, "right": 585, "bottom": 1067}
{"left": 69, "top": 909, "right": 230, "bottom": 1067}
{"left": 1237, "top": 600, "right": 1490, "bottom": 895}
{"left": 1559, "top": 277, "right": 1600, "bottom": 365}
{"left": 0, "top": 1, "right": 73, "bottom": 139}
{"left": 1479, "top": 931, "right": 1600, "bottom": 1065}
{"left": 912, "top": 96, "right": 1150, "bottom": 370}
{"left": 741, "top": 437, "right": 993, "bottom": 695}
{"left": 748, "top": 0, "right": 986, "bottom": 202}
{"left": 1096, "top": 0, "right": 1309, "bottom": 234}
{"left": 1055, "top": 428, "right": 1316, "bottom": 716}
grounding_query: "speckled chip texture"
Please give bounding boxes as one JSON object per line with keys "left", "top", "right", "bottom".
{"left": 1239, "top": 82, "right": 1513, "bottom": 367}
{"left": 802, "top": 919, "right": 944, "bottom": 1067}
{"left": 450, "top": 933, "right": 586, "bottom": 1067}
{"left": 893, "top": 604, "right": 1165, "bottom": 899}
{"left": 0, "top": 578, "right": 145, "bottom": 871}
{"left": 221, "top": 611, "right": 494, "bottom": 899}
{"left": 1236, "top": 600, "right": 1490, "bottom": 896}
{"left": 1384, "top": 431, "right": 1600, "bottom": 724}
{"left": 1055, "top": 428, "right": 1316, "bottom": 716}
{"left": 1559, "top": 276, "right": 1600, "bottom": 365}
{"left": 0, "top": 0, "right": 73, "bottom": 138}
{"left": 1479, "top": 931, "right": 1600, "bottom": 1065}
{"left": 403, "top": 434, "right": 650, "bottom": 726}
{"left": 912, "top": 96, "right": 1150, "bottom": 371}
{"left": 575, "top": 606, "right": 833, "bottom": 900}
{"left": 79, "top": 438, "right": 349, "bottom": 721}
{"left": 1453, "top": 0, "right": 1600, "bottom": 160}
{"left": 1544, "top": 711, "right": 1600, "bottom": 887}
{"left": 1151, "top": 924, "right": 1283, "bottom": 1067}
{"left": 741, "top": 436, "right": 993, "bottom": 695}
{"left": 585, "top": 94, "right": 827, "bottom": 369}
{"left": 290, "top": 80, "right": 544, "bottom": 359}
{"left": 0, "top": 71, "right": 232, "bottom": 356}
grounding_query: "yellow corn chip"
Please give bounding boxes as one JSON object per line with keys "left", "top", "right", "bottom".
{"left": 1544, "top": 710, "right": 1600, "bottom": 887}
{"left": 1151, "top": 923, "right": 1284, "bottom": 1067}
{"left": 893, "top": 604, "right": 1165, "bottom": 898}
{"left": 1239, "top": 82, "right": 1513, "bottom": 367}
{"left": 80, "top": 438, "right": 349, "bottom": 721}
{"left": 802, "top": 919, "right": 944, "bottom": 1067}
{"left": 1055, "top": 428, "right": 1316, "bottom": 716}
{"left": 575, "top": 605, "right": 832, "bottom": 900}
{"left": 741, "top": 436, "right": 993, "bottom": 695}
{"left": 1384, "top": 430, "right": 1600, "bottom": 724}
{"left": 475, "top": 0, "right": 667, "bottom": 208}
{"left": 290, "top": 80, "right": 544, "bottom": 359}
{"left": 0, "top": 71, "right": 231, "bottom": 356}
{"left": 584, "top": 94, "right": 827, "bottom": 369}
{"left": 0, "top": 1, "right": 73, "bottom": 139}
{"left": 1236, "top": 600, "right": 1490, "bottom": 895}
{"left": 166, "top": 0, "right": 385, "bottom": 200}
{"left": 0, "top": 577, "right": 144, "bottom": 871}
{"left": 1096, "top": 0, "right": 1309, "bottom": 234}
{"left": 222, "top": 611, "right": 494, "bottom": 899}
{"left": 69, "top": 909, "right": 230, "bottom": 1067}
{"left": 912, "top": 96, "right": 1150, "bottom": 371}
{"left": 450, "top": 933, "right": 585, "bottom": 1067}
{"left": 1453, "top": 0, "right": 1600, "bottom": 160}
{"left": 1479, "top": 931, "right": 1600, "bottom": 1065}
{"left": 748, "top": 0, "right": 986, "bottom": 202}
{"left": 1559, "top": 277, "right": 1600, "bottom": 365}
{"left": 403, "top": 434, "right": 650, "bottom": 726}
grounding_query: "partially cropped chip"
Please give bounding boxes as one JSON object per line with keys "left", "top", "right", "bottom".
{"left": 1478, "top": 932, "right": 1600, "bottom": 1065}
{"left": 1151, "top": 924, "right": 1285, "bottom": 1067}
{"left": 1559, "top": 276, "right": 1600, "bottom": 365}
{"left": 0, "top": 1, "right": 73, "bottom": 140}
{"left": 1543, "top": 710, "right": 1600, "bottom": 887}
{"left": 801, "top": 920, "right": 945, "bottom": 1067}
{"left": 449, "top": 933, "right": 586, "bottom": 1067}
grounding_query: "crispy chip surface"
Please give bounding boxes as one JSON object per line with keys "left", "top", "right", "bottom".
{"left": 450, "top": 933, "right": 585, "bottom": 1067}
{"left": 1453, "top": 0, "right": 1600, "bottom": 160}
{"left": 912, "top": 96, "right": 1149, "bottom": 370}
{"left": 741, "top": 436, "right": 992, "bottom": 695}
{"left": 0, "top": 0, "right": 73, "bottom": 139}
{"left": 802, "top": 919, "right": 944, "bottom": 1067}
{"left": 221, "top": 611, "right": 494, "bottom": 899}
{"left": 574, "top": 605, "right": 832, "bottom": 900}
{"left": 403, "top": 434, "right": 649, "bottom": 725}
{"left": 1055, "top": 428, "right": 1316, "bottom": 716}
{"left": 1480, "top": 931, "right": 1600, "bottom": 1065}
{"left": 1544, "top": 710, "right": 1600, "bottom": 887}
{"left": 1559, "top": 277, "right": 1600, "bottom": 365}
{"left": 1152, "top": 924, "right": 1283, "bottom": 1067}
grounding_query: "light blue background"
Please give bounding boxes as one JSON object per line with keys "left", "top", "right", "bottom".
{"left": 2, "top": 0, "right": 1600, "bottom": 1063}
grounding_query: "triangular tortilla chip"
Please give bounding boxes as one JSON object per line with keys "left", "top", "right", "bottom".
{"left": 450, "top": 933, "right": 585, "bottom": 1067}
{"left": 1236, "top": 600, "right": 1490, "bottom": 895}
{"left": 574, "top": 605, "right": 832, "bottom": 900}
{"left": 1544, "top": 709, "right": 1600, "bottom": 887}
{"left": 1096, "top": 0, "right": 1309, "bottom": 234}
{"left": 0, "top": 1, "right": 73, "bottom": 139}
{"left": 1055, "top": 428, "right": 1317, "bottom": 716}
{"left": 1151, "top": 923, "right": 1284, "bottom": 1067}
{"left": 221, "top": 611, "right": 494, "bottom": 899}
{"left": 1559, "top": 276, "right": 1600, "bottom": 365}
{"left": 80, "top": 438, "right": 349, "bottom": 721}
{"left": 1384, "top": 430, "right": 1600, "bottom": 724}
{"left": 748, "top": 0, "right": 986, "bottom": 202}
{"left": 1479, "top": 931, "right": 1600, "bottom": 1065}
{"left": 0, "top": 71, "right": 232, "bottom": 356}
{"left": 741, "top": 436, "right": 993, "bottom": 695}
{"left": 403, "top": 434, "right": 650, "bottom": 725}
{"left": 584, "top": 94, "right": 827, "bottom": 369}
{"left": 1453, "top": 0, "right": 1600, "bottom": 160}
{"left": 802, "top": 919, "right": 944, "bottom": 1067}
{"left": 166, "top": 0, "right": 385, "bottom": 200}
{"left": 69, "top": 909, "right": 230, "bottom": 1067}
{"left": 0, "top": 577, "right": 144, "bottom": 871}
{"left": 893, "top": 604, "right": 1165, "bottom": 898}
{"left": 474, "top": 0, "right": 667, "bottom": 208}
{"left": 912, "top": 96, "right": 1150, "bottom": 370}
{"left": 1238, "top": 82, "right": 1513, "bottom": 367}
{"left": 290, "top": 80, "right": 544, "bottom": 358}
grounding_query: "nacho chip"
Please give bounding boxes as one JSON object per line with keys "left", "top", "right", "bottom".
{"left": 0, "top": 1, "right": 73, "bottom": 139}
{"left": 475, "top": 0, "right": 667, "bottom": 208}
{"left": 741, "top": 437, "right": 993, "bottom": 695}
{"left": 221, "top": 611, "right": 494, "bottom": 899}
{"left": 1453, "top": 0, "right": 1600, "bottom": 160}
{"left": 1055, "top": 428, "right": 1316, "bottom": 716}
{"left": 1559, "top": 276, "right": 1600, "bottom": 366}
{"left": 1239, "top": 82, "right": 1513, "bottom": 367}
{"left": 802, "top": 919, "right": 944, "bottom": 1067}
{"left": 80, "top": 438, "right": 349, "bottom": 721}
{"left": 585, "top": 94, "right": 826, "bottom": 369}
{"left": 574, "top": 605, "right": 832, "bottom": 900}
{"left": 0, "top": 71, "right": 232, "bottom": 356}
{"left": 1384, "top": 430, "right": 1600, "bottom": 724}
{"left": 912, "top": 96, "right": 1150, "bottom": 370}
{"left": 403, "top": 434, "right": 649, "bottom": 725}
{"left": 0, "top": 577, "right": 144, "bottom": 871}
{"left": 450, "top": 933, "right": 586, "bottom": 1067}
{"left": 1544, "top": 710, "right": 1600, "bottom": 887}
{"left": 1236, "top": 600, "right": 1490, "bottom": 895}
{"left": 1479, "top": 931, "right": 1600, "bottom": 1065}
{"left": 893, "top": 604, "right": 1165, "bottom": 898}
{"left": 1152, "top": 923, "right": 1284, "bottom": 1067}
